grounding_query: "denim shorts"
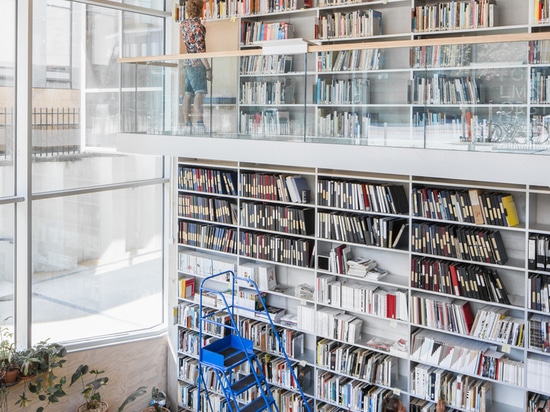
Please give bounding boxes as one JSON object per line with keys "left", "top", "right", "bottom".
{"left": 184, "top": 65, "right": 207, "bottom": 96}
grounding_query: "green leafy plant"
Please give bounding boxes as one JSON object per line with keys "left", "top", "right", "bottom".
{"left": 70, "top": 364, "right": 147, "bottom": 412}
{"left": 117, "top": 386, "right": 147, "bottom": 412}
{"left": 0, "top": 320, "right": 17, "bottom": 377}
{"left": 70, "top": 364, "right": 108, "bottom": 411}
{"left": 15, "top": 341, "right": 68, "bottom": 411}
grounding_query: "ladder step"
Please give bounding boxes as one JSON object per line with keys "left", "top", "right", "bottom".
{"left": 240, "top": 396, "right": 274, "bottom": 412}
{"left": 231, "top": 373, "right": 262, "bottom": 395}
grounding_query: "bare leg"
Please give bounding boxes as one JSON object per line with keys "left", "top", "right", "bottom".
{"left": 193, "top": 92, "right": 204, "bottom": 124}
{"left": 182, "top": 93, "right": 193, "bottom": 126}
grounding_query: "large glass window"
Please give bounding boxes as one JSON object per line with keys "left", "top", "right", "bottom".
{"left": 0, "top": 204, "right": 14, "bottom": 324}
{"left": 0, "top": 0, "right": 15, "bottom": 197}
{"left": 27, "top": 0, "right": 167, "bottom": 344}
{"left": 32, "top": 185, "right": 163, "bottom": 343}
{"left": 0, "top": 0, "right": 171, "bottom": 346}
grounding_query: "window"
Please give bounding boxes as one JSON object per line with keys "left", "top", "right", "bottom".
{"left": 0, "top": 0, "right": 169, "bottom": 346}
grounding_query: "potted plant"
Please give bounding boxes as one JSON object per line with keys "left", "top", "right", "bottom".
{"left": 70, "top": 364, "right": 148, "bottom": 412}
{"left": 140, "top": 387, "right": 169, "bottom": 412}
{"left": 70, "top": 364, "right": 109, "bottom": 412}
{"left": 15, "top": 341, "right": 68, "bottom": 412}
{"left": 0, "top": 323, "right": 18, "bottom": 385}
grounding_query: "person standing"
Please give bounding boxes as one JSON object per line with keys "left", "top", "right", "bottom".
{"left": 180, "top": 0, "right": 212, "bottom": 134}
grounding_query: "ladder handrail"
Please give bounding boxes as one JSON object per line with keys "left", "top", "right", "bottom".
{"left": 198, "top": 270, "right": 280, "bottom": 412}
{"left": 198, "top": 270, "right": 312, "bottom": 412}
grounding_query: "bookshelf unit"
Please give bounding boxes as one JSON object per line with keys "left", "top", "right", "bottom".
{"left": 160, "top": 1, "right": 550, "bottom": 411}
{"left": 174, "top": 155, "right": 550, "bottom": 412}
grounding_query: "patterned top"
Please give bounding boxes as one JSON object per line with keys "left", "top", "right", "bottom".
{"left": 181, "top": 17, "right": 206, "bottom": 67}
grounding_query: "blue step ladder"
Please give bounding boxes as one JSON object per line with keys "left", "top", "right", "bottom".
{"left": 197, "top": 270, "right": 312, "bottom": 412}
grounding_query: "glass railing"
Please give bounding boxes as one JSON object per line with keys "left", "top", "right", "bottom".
{"left": 119, "top": 33, "right": 550, "bottom": 154}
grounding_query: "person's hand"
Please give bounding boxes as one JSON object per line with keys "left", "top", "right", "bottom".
{"left": 206, "top": 68, "right": 212, "bottom": 81}
{"left": 436, "top": 399, "right": 445, "bottom": 412}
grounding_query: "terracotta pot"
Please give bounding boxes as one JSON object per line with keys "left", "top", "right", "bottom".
{"left": 77, "top": 401, "right": 109, "bottom": 412}
{"left": 141, "top": 407, "right": 170, "bottom": 412}
{"left": 1, "top": 368, "right": 19, "bottom": 385}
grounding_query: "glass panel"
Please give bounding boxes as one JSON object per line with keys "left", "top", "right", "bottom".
{"left": 31, "top": 1, "right": 164, "bottom": 191}
{"left": 32, "top": 185, "right": 163, "bottom": 344}
{"left": 121, "top": 39, "right": 550, "bottom": 154}
{"left": 0, "top": 0, "right": 15, "bottom": 196}
{"left": 122, "top": 0, "right": 164, "bottom": 11}
{"left": 0, "top": 204, "right": 14, "bottom": 324}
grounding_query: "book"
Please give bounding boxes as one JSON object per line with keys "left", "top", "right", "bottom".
{"left": 499, "top": 193, "right": 519, "bottom": 227}
{"left": 257, "top": 264, "right": 277, "bottom": 290}
{"left": 179, "top": 276, "right": 195, "bottom": 299}
{"left": 468, "top": 189, "right": 486, "bottom": 225}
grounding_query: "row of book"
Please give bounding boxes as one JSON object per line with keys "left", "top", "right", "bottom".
{"left": 317, "top": 9, "right": 382, "bottom": 40}
{"left": 410, "top": 44, "right": 473, "bottom": 69}
{"left": 317, "top": 274, "right": 408, "bottom": 321}
{"left": 240, "top": 318, "right": 304, "bottom": 358}
{"left": 528, "top": 392, "right": 550, "bottom": 412}
{"left": 178, "top": 329, "right": 215, "bottom": 357}
{"left": 317, "top": 179, "right": 408, "bottom": 214}
{"left": 240, "top": 20, "right": 294, "bottom": 45}
{"left": 531, "top": 67, "right": 550, "bottom": 104}
{"left": 319, "top": 211, "right": 408, "bottom": 249}
{"left": 530, "top": 39, "right": 550, "bottom": 65}
{"left": 240, "top": 54, "right": 293, "bottom": 75}
{"left": 178, "top": 193, "right": 237, "bottom": 224}
{"left": 410, "top": 74, "right": 481, "bottom": 105}
{"left": 239, "top": 110, "right": 293, "bottom": 136}
{"left": 313, "top": 77, "right": 370, "bottom": 105}
{"left": 178, "top": 250, "right": 236, "bottom": 277}
{"left": 297, "top": 304, "right": 362, "bottom": 344}
{"left": 470, "top": 306, "right": 524, "bottom": 346}
{"left": 410, "top": 257, "right": 511, "bottom": 304}
{"left": 534, "top": 0, "right": 550, "bottom": 24}
{"left": 178, "top": 356, "right": 199, "bottom": 384}
{"left": 240, "top": 79, "right": 294, "bottom": 105}
{"left": 411, "top": 329, "right": 525, "bottom": 385}
{"left": 177, "top": 382, "right": 197, "bottom": 411}
{"left": 178, "top": 220, "right": 237, "bottom": 253}
{"left": 240, "top": 201, "right": 314, "bottom": 235}
{"left": 410, "top": 292, "right": 474, "bottom": 335}
{"left": 316, "top": 338, "right": 397, "bottom": 386}
{"left": 411, "top": 222, "right": 509, "bottom": 265}
{"left": 411, "top": 0, "right": 497, "bottom": 33}
{"left": 259, "top": 354, "right": 307, "bottom": 390}
{"left": 317, "top": 373, "right": 393, "bottom": 411}
{"left": 527, "top": 354, "right": 550, "bottom": 393}
{"left": 529, "top": 314, "right": 550, "bottom": 353}
{"left": 317, "top": 49, "right": 381, "bottom": 72}
{"left": 317, "top": 109, "right": 371, "bottom": 139}
{"left": 529, "top": 234, "right": 550, "bottom": 273}
{"left": 204, "top": 0, "right": 308, "bottom": 19}
{"left": 271, "top": 388, "right": 312, "bottom": 411}
{"left": 412, "top": 186, "right": 519, "bottom": 227}
{"left": 178, "top": 166, "right": 237, "bottom": 195}
{"left": 238, "top": 230, "right": 313, "bottom": 267}
{"left": 410, "top": 366, "right": 492, "bottom": 412}
{"left": 240, "top": 171, "right": 310, "bottom": 203}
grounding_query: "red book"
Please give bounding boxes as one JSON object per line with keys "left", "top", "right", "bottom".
{"left": 449, "top": 264, "right": 461, "bottom": 296}
{"left": 461, "top": 301, "right": 475, "bottom": 334}
{"left": 386, "top": 293, "right": 396, "bottom": 319}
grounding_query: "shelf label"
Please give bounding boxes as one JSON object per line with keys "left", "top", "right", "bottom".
{"left": 501, "top": 344, "right": 511, "bottom": 354}
{"left": 390, "top": 319, "right": 397, "bottom": 328}
{"left": 393, "top": 388, "right": 401, "bottom": 396}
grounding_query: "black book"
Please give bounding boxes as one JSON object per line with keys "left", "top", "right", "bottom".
{"left": 488, "top": 230, "right": 509, "bottom": 265}
{"left": 528, "top": 234, "right": 538, "bottom": 270}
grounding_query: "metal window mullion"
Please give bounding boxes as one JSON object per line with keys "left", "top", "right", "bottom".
{"left": 15, "top": 0, "right": 33, "bottom": 349}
